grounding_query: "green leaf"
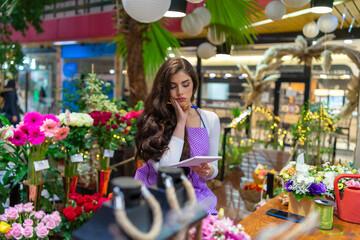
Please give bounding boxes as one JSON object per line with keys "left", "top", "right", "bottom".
{"left": 206, "top": 0, "right": 262, "bottom": 48}
{"left": 0, "top": 115, "right": 10, "bottom": 126}
{"left": 142, "top": 22, "right": 181, "bottom": 78}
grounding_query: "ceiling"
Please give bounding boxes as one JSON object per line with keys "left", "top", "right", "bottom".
{"left": 251, "top": 0, "right": 360, "bottom": 35}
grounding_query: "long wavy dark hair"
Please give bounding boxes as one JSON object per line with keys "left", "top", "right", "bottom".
{"left": 135, "top": 58, "right": 199, "bottom": 171}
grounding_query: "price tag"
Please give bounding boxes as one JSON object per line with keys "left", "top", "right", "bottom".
{"left": 71, "top": 154, "right": 84, "bottom": 163}
{"left": 104, "top": 149, "right": 115, "bottom": 158}
{"left": 34, "top": 160, "right": 50, "bottom": 172}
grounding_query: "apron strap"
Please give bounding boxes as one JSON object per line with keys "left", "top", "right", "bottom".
{"left": 195, "top": 108, "right": 206, "bottom": 129}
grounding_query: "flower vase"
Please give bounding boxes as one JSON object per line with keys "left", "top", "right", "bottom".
{"left": 62, "top": 175, "right": 78, "bottom": 204}
{"left": 24, "top": 180, "right": 44, "bottom": 211}
{"left": 28, "top": 156, "right": 43, "bottom": 186}
{"left": 63, "top": 152, "right": 80, "bottom": 203}
{"left": 97, "top": 169, "right": 112, "bottom": 197}
{"left": 26, "top": 155, "right": 44, "bottom": 210}
{"left": 288, "top": 192, "right": 320, "bottom": 216}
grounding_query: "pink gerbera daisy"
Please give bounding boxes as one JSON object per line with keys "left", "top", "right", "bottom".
{"left": 28, "top": 128, "right": 45, "bottom": 145}
{"left": 18, "top": 123, "right": 30, "bottom": 136}
{"left": 24, "top": 112, "right": 43, "bottom": 127}
{"left": 43, "top": 114, "right": 59, "bottom": 124}
{"left": 54, "top": 127, "right": 69, "bottom": 141}
{"left": 40, "top": 119, "right": 58, "bottom": 137}
{"left": 9, "top": 130, "right": 27, "bottom": 146}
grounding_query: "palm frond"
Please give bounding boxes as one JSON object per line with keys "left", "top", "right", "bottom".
{"left": 206, "top": 0, "right": 262, "bottom": 48}
{"left": 142, "top": 22, "right": 181, "bottom": 78}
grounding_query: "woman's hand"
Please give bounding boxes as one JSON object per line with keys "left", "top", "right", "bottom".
{"left": 170, "top": 98, "right": 190, "bottom": 125}
{"left": 190, "top": 163, "right": 214, "bottom": 179}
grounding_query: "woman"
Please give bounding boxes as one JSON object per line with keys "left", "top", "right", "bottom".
{"left": 134, "top": 58, "right": 220, "bottom": 213}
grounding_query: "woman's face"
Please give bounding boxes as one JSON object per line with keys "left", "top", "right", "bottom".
{"left": 169, "top": 71, "right": 193, "bottom": 107}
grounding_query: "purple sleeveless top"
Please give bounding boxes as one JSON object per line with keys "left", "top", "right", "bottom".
{"left": 134, "top": 126, "right": 217, "bottom": 214}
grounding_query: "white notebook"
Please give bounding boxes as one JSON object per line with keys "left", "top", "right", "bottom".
{"left": 169, "top": 156, "right": 222, "bottom": 167}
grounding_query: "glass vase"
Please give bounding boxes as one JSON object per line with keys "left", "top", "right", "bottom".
{"left": 65, "top": 152, "right": 78, "bottom": 178}
{"left": 27, "top": 154, "right": 42, "bottom": 186}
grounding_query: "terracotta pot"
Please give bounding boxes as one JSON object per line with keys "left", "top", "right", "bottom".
{"left": 288, "top": 192, "right": 320, "bottom": 216}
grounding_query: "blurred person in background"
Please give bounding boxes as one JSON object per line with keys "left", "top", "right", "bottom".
{"left": 1, "top": 73, "right": 20, "bottom": 125}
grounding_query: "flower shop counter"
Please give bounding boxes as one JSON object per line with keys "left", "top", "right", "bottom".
{"left": 239, "top": 194, "right": 360, "bottom": 239}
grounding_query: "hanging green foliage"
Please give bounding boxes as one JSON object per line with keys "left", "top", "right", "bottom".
{"left": 143, "top": 21, "right": 182, "bottom": 78}
{"left": 206, "top": 0, "right": 262, "bottom": 50}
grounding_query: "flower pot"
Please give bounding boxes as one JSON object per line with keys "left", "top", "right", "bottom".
{"left": 97, "top": 169, "right": 112, "bottom": 197}
{"left": 288, "top": 192, "right": 321, "bottom": 216}
{"left": 24, "top": 180, "right": 45, "bottom": 211}
{"left": 62, "top": 175, "right": 79, "bottom": 203}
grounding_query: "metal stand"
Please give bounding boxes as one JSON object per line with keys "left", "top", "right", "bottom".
{"left": 220, "top": 127, "right": 231, "bottom": 181}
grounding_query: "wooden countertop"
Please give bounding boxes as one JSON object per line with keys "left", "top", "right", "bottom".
{"left": 239, "top": 194, "right": 360, "bottom": 239}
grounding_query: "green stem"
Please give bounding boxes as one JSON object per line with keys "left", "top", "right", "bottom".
{"left": 99, "top": 147, "right": 107, "bottom": 170}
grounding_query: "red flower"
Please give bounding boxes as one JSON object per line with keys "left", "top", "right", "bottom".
{"left": 93, "top": 120, "right": 99, "bottom": 126}
{"left": 63, "top": 206, "right": 77, "bottom": 222}
{"left": 115, "top": 113, "right": 120, "bottom": 118}
{"left": 92, "top": 193, "right": 102, "bottom": 201}
{"left": 111, "top": 124, "right": 118, "bottom": 129}
{"left": 74, "top": 206, "right": 83, "bottom": 216}
{"left": 126, "top": 120, "right": 131, "bottom": 126}
{"left": 69, "top": 193, "right": 80, "bottom": 200}
{"left": 93, "top": 204, "right": 101, "bottom": 212}
{"left": 83, "top": 202, "right": 94, "bottom": 213}
{"left": 84, "top": 195, "right": 94, "bottom": 203}
{"left": 101, "top": 120, "right": 107, "bottom": 126}
{"left": 105, "top": 125, "right": 110, "bottom": 131}
{"left": 76, "top": 195, "right": 87, "bottom": 206}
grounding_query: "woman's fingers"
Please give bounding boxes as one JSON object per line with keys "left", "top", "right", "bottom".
{"left": 190, "top": 163, "right": 212, "bottom": 178}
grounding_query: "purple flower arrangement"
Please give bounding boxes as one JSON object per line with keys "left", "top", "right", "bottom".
{"left": 284, "top": 178, "right": 327, "bottom": 200}
{"left": 0, "top": 203, "right": 61, "bottom": 239}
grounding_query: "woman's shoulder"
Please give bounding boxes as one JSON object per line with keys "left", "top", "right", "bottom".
{"left": 200, "top": 109, "right": 219, "bottom": 122}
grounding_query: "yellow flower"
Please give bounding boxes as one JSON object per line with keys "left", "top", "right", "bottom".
{"left": 255, "top": 169, "right": 261, "bottom": 174}
{"left": 315, "top": 176, "right": 323, "bottom": 182}
{"left": 218, "top": 208, "right": 224, "bottom": 220}
{"left": 338, "top": 183, "right": 345, "bottom": 190}
{"left": 0, "top": 221, "right": 11, "bottom": 234}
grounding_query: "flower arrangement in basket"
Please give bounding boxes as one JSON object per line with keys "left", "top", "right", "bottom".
{"left": 57, "top": 111, "right": 94, "bottom": 177}
{"left": 188, "top": 209, "right": 251, "bottom": 240}
{"left": 6, "top": 112, "right": 69, "bottom": 186}
{"left": 239, "top": 182, "right": 265, "bottom": 212}
{"left": 279, "top": 153, "right": 359, "bottom": 215}
{"left": 0, "top": 202, "right": 61, "bottom": 239}
{"left": 61, "top": 192, "right": 111, "bottom": 239}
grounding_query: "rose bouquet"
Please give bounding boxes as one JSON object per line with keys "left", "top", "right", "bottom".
{"left": 57, "top": 111, "right": 94, "bottom": 177}
{"left": 88, "top": 111, "right": 119, "bottom": 170}
{"left": 61, "top": 192, "right": 111, "bottom": 239}
{"left": 0, "top": 202, "right": 61, "bottom": 239}
{"left": 188, "top": 209, "right": 251, "bottom": 240}
{"left": 6, "top": 112, "right": 69, "bottom": 185}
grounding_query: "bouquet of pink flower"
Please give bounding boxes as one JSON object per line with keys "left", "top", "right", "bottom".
{"left": 188, "top": 209, "right": 251, "bottom": 240}
{"left": 0, "top": 202, "right": 61, "bottom": 239}
{"left": 6, "top": 111, "right": 69, "bottom": 185}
